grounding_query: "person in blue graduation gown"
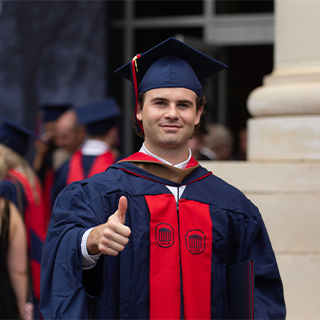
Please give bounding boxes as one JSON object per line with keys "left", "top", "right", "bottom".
{"left": 51, "top": 98, "right": 121, "bottom": 204}
{"left": 41, "top": 37, "right": 286, "bottom": 320}
{"left": 0, "top": 179, "right": 26, "bottom": 213}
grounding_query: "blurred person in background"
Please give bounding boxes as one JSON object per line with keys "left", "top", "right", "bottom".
{"left": 0, "top": 117, "right": 47, "bottom": 319}
{"left": 189, "top": 122, "right": 211, "bottom": 160}
{"left": 202, "top": 123, "right": 234, "bottom": 160}
{"left": 51, "top": 98, "right": 121, "bottom": 203}
{"left": 33, "top": 103, "right": 72, "bottom": 175}
{"left": 54, "top": 108, "right": 86, "bottom": 169}
{"left": 0, "top": 196, "right": 29, "bottom": 319}
{"left": 33, "top": 103, "right": 71, "bottom": 223}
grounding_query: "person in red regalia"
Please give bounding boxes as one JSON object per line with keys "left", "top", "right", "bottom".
{"left": 51, "top": 98, "right": 121, "bottom": 203}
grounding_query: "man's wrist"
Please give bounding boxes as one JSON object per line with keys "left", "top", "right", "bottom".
{"left": 86, "top": 225, "right": 101, "bottom": 255}
{"left": 82, "top": 228, "right": 101, "bottom": 269}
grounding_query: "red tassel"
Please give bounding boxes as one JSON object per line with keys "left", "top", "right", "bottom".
{"left": 131, "top": 54, "right": 144, "bottom": 132}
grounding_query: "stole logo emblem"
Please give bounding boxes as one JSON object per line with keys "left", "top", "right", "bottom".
{"left": 155, "top": 223, "right": 174, "bottom": 248}
{"left": 186, "top": 230, "right": 205, "bottom": 254}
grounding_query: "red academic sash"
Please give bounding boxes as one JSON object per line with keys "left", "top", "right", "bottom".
{"left": 67, "top": 150, "right": 116, "bottom": 184}
{"left": 7, "top": 169, "right": 47, "bottom": 300}
{"left": 146, "top": 194, "right": 212, "bottom": 319}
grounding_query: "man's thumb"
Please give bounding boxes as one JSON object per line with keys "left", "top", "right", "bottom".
{"left": 116, "top": 196, "right": 127, "bottom": 224}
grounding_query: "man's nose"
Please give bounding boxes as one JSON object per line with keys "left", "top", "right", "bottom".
{"left": 165, "top": 104, "right": 179, "bottom": 118}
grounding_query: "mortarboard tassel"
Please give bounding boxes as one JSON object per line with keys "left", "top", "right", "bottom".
{"left": 131, "top": 54, "right": 143, "bottom": 133}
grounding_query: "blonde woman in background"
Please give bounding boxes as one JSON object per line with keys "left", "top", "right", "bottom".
{"left": 0, "top": 196, "right": 28, "bottom": 319}
{"left": 0, "top": 118, "right": 47, "bottom": 320}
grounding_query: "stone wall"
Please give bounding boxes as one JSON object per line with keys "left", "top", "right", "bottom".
{"left": 199, "top": 161, "right": 320, "bottom": 319}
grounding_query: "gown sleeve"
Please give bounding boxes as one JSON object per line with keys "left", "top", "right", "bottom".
{"left": 228, "top": 195, "right": 286, "bottom": 320}
{"left": 40, "top": 181, "right": 111, "bottom": 319}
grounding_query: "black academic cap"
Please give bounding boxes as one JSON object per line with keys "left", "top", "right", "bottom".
{"left": 114, "top": 37, "right": 227, "bottom": 133}
{"left": 75, "top": 98, "right": 121, "bottom": 136}
{"left": 0, "top": 117, "right": 38, "bottom": 156}
{"left": 40, "top": 103, "right": 72, "bottom": 122}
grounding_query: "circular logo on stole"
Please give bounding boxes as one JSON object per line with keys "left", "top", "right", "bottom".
{"left": 185, "top": 229, "right": 205, "bottom": 254}
{"left": 155, "top": 223, "right": 174, "bottom": 248}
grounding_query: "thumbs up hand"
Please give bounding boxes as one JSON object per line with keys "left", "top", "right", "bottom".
{"left": 87, "top": 196, "right": 131, "bottom": 256}
{"left": 113, "top": 195, "right": 128, "bottom": 225}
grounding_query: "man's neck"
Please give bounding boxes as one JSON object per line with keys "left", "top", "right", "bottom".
{"left": 140, "top": 143, "right": 191, "bottom": 168}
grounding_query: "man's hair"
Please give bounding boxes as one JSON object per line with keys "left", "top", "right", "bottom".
{"left": 133, "top": 92, "right": 207, "bottom": 138}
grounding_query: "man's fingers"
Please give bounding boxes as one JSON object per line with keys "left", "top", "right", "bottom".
{"left": 106, "top": 218, "right": 131, "bottom": 238}
{"left": 114, "top": 223, "right": 131, "bottom": 238}
{"left": 103, "top": 228, "right": 130, "bottom": 246}
{"left": 99, "top": 225, "right": 130, "bottom": 255}
{"left": 100, "top": 236, "right": 128, "bottom": 254}
{"left": 115, "top": 196, "right": 127, "bottom": 224}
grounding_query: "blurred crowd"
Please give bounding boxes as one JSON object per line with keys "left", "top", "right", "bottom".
{"left": 0, "top": 99, "right": 247, "bottom": 319}
{"left": 189, "top": 122, "right": 247, "bottom": 162}
{"left": 0, "top": 99, "right": 121, "bottom": 319}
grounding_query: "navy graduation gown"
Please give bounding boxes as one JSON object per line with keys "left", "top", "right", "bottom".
{"left": 0, "top": 179, "right": 25, "bottom": 210}
{"left": 41, "top": 153, "right": 286, "bottom": 319}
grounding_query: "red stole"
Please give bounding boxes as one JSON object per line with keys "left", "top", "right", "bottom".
{"left": 146, "top": 194, "right": 213, "bottom": 319}
{"left": 67, "top": 150, "right": 116, "bottom": 184}
{"left": 7, "top": 169, "right": 47, "bottom": 300}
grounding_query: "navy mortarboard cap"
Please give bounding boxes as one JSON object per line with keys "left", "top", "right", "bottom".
{"left": 75, "top": 98, "right": 121, "bottom": 136}
{"left": 114, "top": 37, "right": 227, "bottom": 133}
{"left": 40, "top": 103, "right": 72, "bottom": 122}
{"left": 0, "top": 117, "right": 38, "bottom": 156}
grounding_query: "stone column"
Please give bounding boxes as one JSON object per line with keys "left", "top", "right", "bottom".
{"left": 244, "top": 0, "right": 320, "bottom": 318}
{"left": 247, "top": 0, "right": 320, "bottom": 161}
{"left": 201, "top": 1, "right": 320, "bottom": 318}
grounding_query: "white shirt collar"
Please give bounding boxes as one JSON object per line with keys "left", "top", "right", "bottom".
{"left": 81, "top": 139, "right": 110, "bottom": 156}
{"left": 139, "top": 143, "right": 191, "bottom": 169}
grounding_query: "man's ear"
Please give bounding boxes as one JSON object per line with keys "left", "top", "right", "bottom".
{"left": 136, "top": 103, "right": 143, "bottom": 121}
{"left": 195, "top": 106, "right": 203, "bottom": 126}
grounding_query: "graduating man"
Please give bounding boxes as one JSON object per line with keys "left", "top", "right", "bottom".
{"left": 51, "top": 98, "right": 121, "bottom": 203}
{"left": 41, "top": 37, "right": 286, "bottom": 319}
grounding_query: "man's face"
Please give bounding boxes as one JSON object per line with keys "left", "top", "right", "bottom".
{"left": 137, "top": 87, "right": 202, "bottom": 154}
{"left": 55, "top": 128, "right": 79, "bottom": 153}
{"left": 55, "top": 122, "right": 83, "bottom": 153}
